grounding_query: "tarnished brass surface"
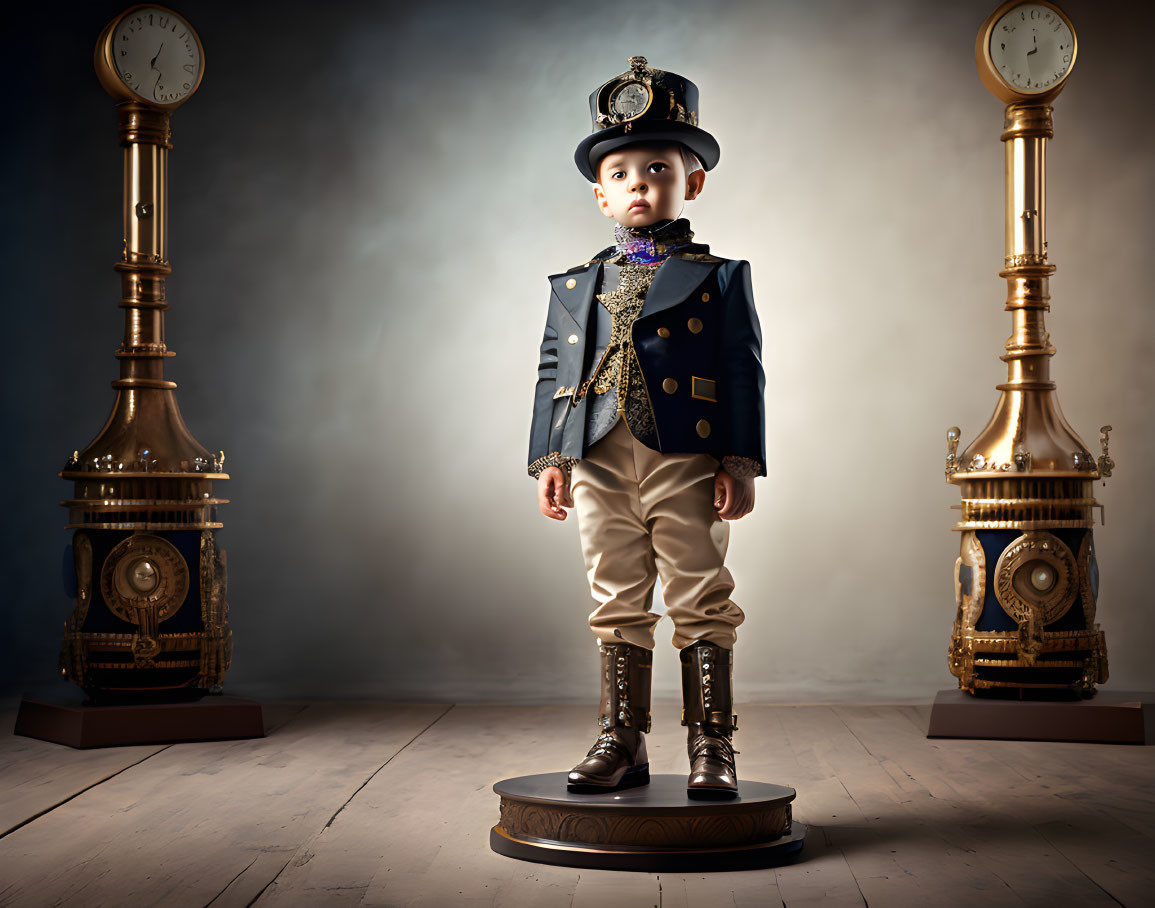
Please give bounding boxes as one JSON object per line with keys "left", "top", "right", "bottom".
{"left": 99, "top": 532, "right": 189, "bottom": 627}
{"left": 59, "top": 8, "right": 230, "bottom": 695}
{"left": 196, "top": 530, "right": 233, "bottom": 688}
{"left": 62, "top": 529, "right": 231, "bottom": 689}
{"left": 63, "top": 97, "right": 226, "bottom": 514}
{"left": 947, "top": 5, "right": 1110, "bottom": 695}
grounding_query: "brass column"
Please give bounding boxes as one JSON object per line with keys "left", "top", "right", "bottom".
{"left": 945, "top": 99, "right": 1112, "bottom": 695}
{"left": 59, "top": 98, "right": 232, "bottom": 697}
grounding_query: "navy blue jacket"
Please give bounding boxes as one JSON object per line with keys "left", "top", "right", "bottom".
{"left": 528, "top": 248, "right": 766, "bottom": 475}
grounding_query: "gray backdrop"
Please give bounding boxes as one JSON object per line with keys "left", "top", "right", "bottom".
{"left": 3, "top": 0, "right": 1152, "bottom": 703}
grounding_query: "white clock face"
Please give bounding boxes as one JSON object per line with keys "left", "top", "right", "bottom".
{"left": 112, "top": 7, "right": 201, "bottom": 106}
{"left": 989, "top": 3, "right": 1074, "bottom": 94}
{"left": 611, "top": 82, "right": 650, "bottom": 119}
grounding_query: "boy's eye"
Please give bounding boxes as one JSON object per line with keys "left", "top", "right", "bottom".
{"left": 612, "top": 170, "right": 626, "bottom": 179}
{"left": 648, "top": 162, "right": 668, "bottom": 173}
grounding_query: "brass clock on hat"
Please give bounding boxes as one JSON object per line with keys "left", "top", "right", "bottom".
{"left": 943, "top": 0, "right": 1114, "bottom": 697}
{"left": 609, "top": 80, "right": 652, "bottom": 121}
{"left": 58, "top": 4, "right": 233, "bottom": 698}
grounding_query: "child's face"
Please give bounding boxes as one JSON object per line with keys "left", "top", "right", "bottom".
{"left": 593, "top": 143, "right": 704, "bottom": 229}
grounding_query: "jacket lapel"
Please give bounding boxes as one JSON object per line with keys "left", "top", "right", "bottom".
{"left": 550, "top": 263, "right": 601, "bottom": 331}
{"left": 640, "top": 256, "right": 716, "bottom": 320}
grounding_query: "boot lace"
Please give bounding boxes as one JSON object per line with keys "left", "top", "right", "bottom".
{"left": 587, "top": 729, "right": 632, "bottom": 759}
{"left": 690, "top": 730, "right": 737, "bottom": 765}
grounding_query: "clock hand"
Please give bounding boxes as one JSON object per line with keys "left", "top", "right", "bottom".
{"left": 149, "top": 42, "right": 166, "bottom": 100}
{"left": 1026, "top": 33, "right": 1038, "bottom": 57}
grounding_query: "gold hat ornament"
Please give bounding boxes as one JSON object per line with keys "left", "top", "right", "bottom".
{"left": 574, "top": 56, "right": 720, "bottom": 182}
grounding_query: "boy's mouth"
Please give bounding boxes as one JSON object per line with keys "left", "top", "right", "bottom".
{"left": 628, "top": 198, "right": 650, "bottom": 211}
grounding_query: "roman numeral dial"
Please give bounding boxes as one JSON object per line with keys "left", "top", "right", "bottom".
{"left": 976, "top": 1, "right": 1076, "bottom": 104}
{"left": 96, "top": 4, "right": 203, "bottom": 109}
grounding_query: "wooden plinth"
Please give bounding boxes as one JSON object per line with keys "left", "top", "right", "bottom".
{"left": 14, "top": 691, "right": 265, "bottom": 749}
{"left": 491, "top": 773, "right": 805, "bottom": 872}
{"left": 927, "top": 688, "right": 1155, "bottom": 744}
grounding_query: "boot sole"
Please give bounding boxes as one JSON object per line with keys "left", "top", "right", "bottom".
{"left": 687, "top": 784, "right": 739, "bottom": 800}
{"left": 567, "top": 763, "right": 650, "bottom": 793}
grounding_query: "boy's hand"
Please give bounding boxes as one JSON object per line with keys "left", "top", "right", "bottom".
{"left": 538, "top": 466, "right": 574, "bottom": 521}
{"left": 714, "top": 468, "right": 754, "bottom": 520}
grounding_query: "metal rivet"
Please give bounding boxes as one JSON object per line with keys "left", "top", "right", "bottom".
{"left": 662, "top": 378, "right": 677, "bottom": 394}
{"left": 696, "top": 419, "right": 711, "bottom": 439}
{"left": 657, "top": 327, "right": 670, "bottom": 339}
{"left": 568, "top": 334, "right": 579, "bottom": 345}
{"left": 688, "top": 317, "right": 703, "bottom": 334}
{"left": 565, "top": 278, "right": 577, "bottom": 289}
{"left": 701, "top": 292, "right": 710, "bottom": 302}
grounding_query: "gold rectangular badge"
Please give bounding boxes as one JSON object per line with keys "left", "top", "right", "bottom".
{"left": 552, "top": 386, "right": 572, "bottom": 400}
{"left": 691, "top": 377, "right": 716, "bottom": 402}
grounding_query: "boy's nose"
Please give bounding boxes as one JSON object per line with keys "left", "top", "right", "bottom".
{"left": 629, "top": 179, "right": 647, "bottom": 193}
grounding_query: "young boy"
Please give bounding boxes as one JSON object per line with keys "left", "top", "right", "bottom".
{"left": 527, "top": 57, "right": 765, "bottom": 799}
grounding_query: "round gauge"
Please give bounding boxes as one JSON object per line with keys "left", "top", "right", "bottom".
{"left": 994, "top": 531, "right": 1077, "bottom": 626}
{"left": 96, "top": 5, "right": 204, "bottom": 108}
{"left": 610, "top": 82, "right": 651, "bottom": 120}
{"left": 100, "top": 532, "right": 189, "bottom": 623}
{"left": 976, "top": 1, "right": 1076, "bottom": 103}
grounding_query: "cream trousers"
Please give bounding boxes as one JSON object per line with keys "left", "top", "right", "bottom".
{"left": 571, "top": 419, "right": 745, "bottom": 650}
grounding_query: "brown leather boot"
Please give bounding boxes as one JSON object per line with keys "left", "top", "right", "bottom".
{"left": 680, "top": 641, "right": 738, "bottom": 799}
{"left": 567, "top": 643, "right": 652, "bottom": 792}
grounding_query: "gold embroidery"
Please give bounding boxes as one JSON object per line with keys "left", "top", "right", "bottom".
{"left": 591, "top": 262, "right": 658, "bottom": 444}
{"left": 528, "top": 451, "right": 578, "bottom": 479}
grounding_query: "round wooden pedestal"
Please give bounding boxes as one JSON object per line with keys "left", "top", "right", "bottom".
{"left": 491, "top": 773, "right": 805, "bottom": 872}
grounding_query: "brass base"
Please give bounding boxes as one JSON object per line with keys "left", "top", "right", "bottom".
{"left": 927, "top": 689, "right": 1154, "bottom": 744}
{"left": 491, "top": 773, "right": 804, "bottom": 872}
{"left": 13, "top": 690, "right": 263, "bottom": 749}
{"left": 950, "top": 626, "right": 1108, "bottom": 694}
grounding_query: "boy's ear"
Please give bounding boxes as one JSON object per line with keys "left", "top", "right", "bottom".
{"left": 592, "top": 183, "right": 616, "bottom": 219}
{"left": 685, "top": 170, "right": 706, "bottom": 201}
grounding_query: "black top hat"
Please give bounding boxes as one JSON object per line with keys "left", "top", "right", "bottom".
{"left": 574, "top": 56, "right": 721, "bottom": 183}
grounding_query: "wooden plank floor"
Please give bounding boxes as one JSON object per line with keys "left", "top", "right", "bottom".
{"left": 2, "top": 701, "right": 1153, "bottom": 907}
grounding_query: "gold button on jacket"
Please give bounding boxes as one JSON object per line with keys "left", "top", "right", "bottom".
{"left": 696, "top": 419, "right": 711, "bottom": 438}
{"left": 657, "top": 327, "right": 671, "bottom": 339}
{"left": 662, "top": 378, "right": 678, "bottom": 394}
{"left": 687, "top": 317, "right": 703, "bottom": 334}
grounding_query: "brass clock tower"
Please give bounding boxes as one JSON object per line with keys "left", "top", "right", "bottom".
{"left": 945, "top": 0, "right": 1113, "bottom": 696}
{"left": 59, "top": 5, "right": 232, "bottom": 697}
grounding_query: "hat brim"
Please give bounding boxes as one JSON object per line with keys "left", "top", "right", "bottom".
{"left": 574, "top": 121, "right": 720, "bottom": 182}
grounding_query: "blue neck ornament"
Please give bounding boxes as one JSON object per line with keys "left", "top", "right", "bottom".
{"left": 614, "top": 218, "right": 695, "bottom": 265}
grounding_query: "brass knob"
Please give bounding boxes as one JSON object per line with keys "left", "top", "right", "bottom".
{"left": 662, "top": 378, "right": 678, "bottom": 394}
{"left": 688, "top": 317, "right": 703, "bottom": 334}
{"left": 696, "top": 419, "right": 711, "bottom": 438}
{"left": 565, "top": 278, "right": 577, "bottom": 289}
{"left": 701, "top": 292, "right": 710, "bottom": 302}
{"left": 657, "top": 327, "right": 671, "bottom": 339}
